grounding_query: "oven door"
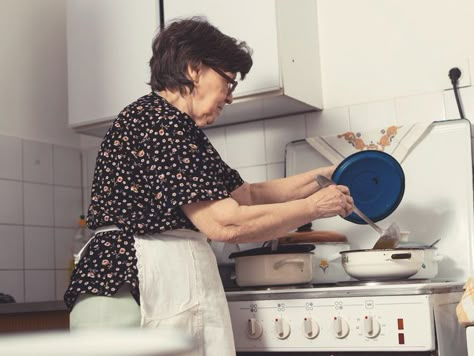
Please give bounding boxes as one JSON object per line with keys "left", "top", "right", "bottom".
{"left": 467, "top": 326, "right": 474, "bottom": 356}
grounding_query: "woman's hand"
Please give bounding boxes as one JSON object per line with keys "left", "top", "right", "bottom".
{"left": 307, "top": 184, "right": 353, "bottom": 218}
{"left": 315, "top": 165, "right": 337, "bottom": 180}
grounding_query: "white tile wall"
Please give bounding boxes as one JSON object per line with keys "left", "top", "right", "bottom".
{"left": 306, "top": 107, "right": 350, "bottom": 137}
{"left": 238, "top": 165, "right": 267, "bottom": 183}
{"left": 24, "top": 226, "right": 55, "bottom": 269}
{"left": 54, "top": 186, "right": 83, "bottom": 228}
{"left": 0, "top": 135, "right": 22, "bottom": 180}
{"left": 54, "top": 227, "right": 75, "bottom": 269}
{"left": 23, "top": 183, "right": 54, "bottom": 226}
{"left": 0, "top": 270, "right": 25, "bottom": 303}
{"left": 205, "top": 85, "right": 463, "bottom": 188}
{"left": 225, "top": 121, "right": 266, "bottom": 168}
{"left": 266, "top": 163, "right": 285, "bottom": 180}
{"left": 264, "top": 115, "right": 306, "bottom": 164}
{"left": 349, "top": 100, "right": 397, "bottom": 131}
{"left": 83, "top": 146, "right": 99, "bottom": 189}
{"left": 395, "top": 92, "right": 446, "bottom": 125}
{"left": 0, "top": 135, "right": 83, "bottom": 303}
{"left": 53, "top": 146, "right": 82, "bottom": 187}
{"left": 23, "top": 140, "right": 53, "bottom": 184}
{"left": 0, "top": 180, "right": 23, "bottom": 224}
{"left": 0, "top": 225, "right": 23, "bottom": 269}
{"left": 25, "top": 270, "right": 55, "bottom": 302}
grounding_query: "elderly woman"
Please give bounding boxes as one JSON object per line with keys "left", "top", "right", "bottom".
{"left": 65, "top": 17, "right": 353, "bottom": 355}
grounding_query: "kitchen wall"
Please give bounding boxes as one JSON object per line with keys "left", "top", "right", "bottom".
{"left": 0, "top": 0, "right": 84, "bottom": 303}
{"left": 0, "top": 0, "right": 80, "bottom": 148}
{"left": 0, "top": 137, "right": 82, "bottom": 303}
{"left": 316, "top": 0, "right": 474, "bottom": 109}
{"left": 203, "top": 84, "right": 474, "bottom": 254}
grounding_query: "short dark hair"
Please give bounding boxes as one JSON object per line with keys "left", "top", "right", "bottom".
{"left": 149, "top": 17, "right": 253, "bottom": 94}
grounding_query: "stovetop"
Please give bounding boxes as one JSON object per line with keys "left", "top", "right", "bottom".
{"left": 225, "top": 279, "right": 464, "bottom": 301}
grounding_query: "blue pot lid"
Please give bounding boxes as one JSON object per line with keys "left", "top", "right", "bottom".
{"left": 332, "top": 150, "right": 405, "bottom": 224}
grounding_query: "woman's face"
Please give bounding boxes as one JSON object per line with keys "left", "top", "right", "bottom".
{"left": 189, "top": 65, "right": 236, "bottom": 127}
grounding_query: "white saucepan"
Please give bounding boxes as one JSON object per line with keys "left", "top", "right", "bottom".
{"left": 278, "top": 230, "right": 351, "bottom": 283}
{"left": 340, "top": 248, "right": 425, "bottom": 280}
{"left": 397, "top": 240, "right": 444, "bottom": 279}
{"left": 229, "top": 244, "right": 315, "bottom": 287}
{"left": 411, "top": 247, "right": 444, "bottom": 279}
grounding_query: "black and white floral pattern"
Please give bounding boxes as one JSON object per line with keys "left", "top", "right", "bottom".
{"left": 64, "top": 92, "right": 243, "bottom": 310}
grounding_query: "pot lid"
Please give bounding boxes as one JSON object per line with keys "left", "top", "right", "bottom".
{"left": 228, "top": 243, "right": 315, "bottom": 259}
{"left": 332, "top": 150, "right": 405, "bottom": 224}
{"left": 278, "top": 230, "right": 348, "bottom": 244}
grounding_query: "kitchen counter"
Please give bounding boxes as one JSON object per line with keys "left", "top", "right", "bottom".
{"left": 0, "top": 301, "right": 67, "bottom": 314}
{"left": 0, "top": 301, "right": 69, "bottom": 332}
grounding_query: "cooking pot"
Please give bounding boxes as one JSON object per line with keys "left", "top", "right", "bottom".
{"left": 340, "top": 248, "right": 425, "bottom": 280}
{"left": 412, "top": 247, "right": 444, "bottom": 279}
{"left": 228, "top": 244, "right": 315, "bottom": 287}
{"left": 278, "top": 230, "right": 351, "bottom": 283}
{"left": 397, "top": 240, "right": 444, "bottom": 279}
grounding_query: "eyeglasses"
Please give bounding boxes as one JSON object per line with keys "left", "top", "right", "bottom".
{"left": 207, "top": 65, "right": 238, "bottom": 95}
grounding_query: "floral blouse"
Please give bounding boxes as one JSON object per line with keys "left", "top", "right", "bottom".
{"left": 64, "top": 92, "right": 244, "bottom": 310}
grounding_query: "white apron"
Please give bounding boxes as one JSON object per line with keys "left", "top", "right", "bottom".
{"left": 134, "top": 229, "right": 236, "bottom": 356}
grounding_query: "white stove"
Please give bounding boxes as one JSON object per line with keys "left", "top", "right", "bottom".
{"left": 225, "top": 120, "right": 474, "bottom": 355}
{"left": 226, "top": 280, "right": 465, "bottom": 355}
{"left": 467, "top": 326, "right": 474, "bottom": 355}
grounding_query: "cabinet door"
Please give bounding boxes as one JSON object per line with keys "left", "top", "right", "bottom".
{"left": 164, "top": 0, "right": 280, "bottom": 97}
{"left": 67, "top": 0, "right": 158, "bottom": 127}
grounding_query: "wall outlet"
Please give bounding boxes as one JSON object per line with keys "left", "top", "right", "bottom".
{"left": 443, "top": 58, "right": 471, "bottom": 90}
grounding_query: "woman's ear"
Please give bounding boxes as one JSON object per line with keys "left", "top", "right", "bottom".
{"left": 187, "top": 63, "right": 202, "bottom": 84}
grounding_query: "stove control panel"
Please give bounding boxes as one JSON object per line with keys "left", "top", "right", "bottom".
{"left": 228, "top": 294, "right": 435, "bottom": 352}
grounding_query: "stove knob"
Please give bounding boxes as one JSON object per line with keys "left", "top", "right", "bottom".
{"left": 246, "top": 318, "right": 263, "bottom": 339}
{"left": 332, "top": 316, "right": 350, "bottom": 339}
{"left": 363, "top": 315, "right": 381, "bottom": 338}
{"left": 302, "top": 317, "right": 320, "bottom": 339}
{"left": 274, "top": 318, "right": 291, "bottom": 339}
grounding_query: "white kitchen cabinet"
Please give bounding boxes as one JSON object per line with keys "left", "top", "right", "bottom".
{"left": 164, "top": 0, "right": 280, "bottom": 98}
{"left": 67, "top": 0, "right": 323, "bottom": 136}
{"left": 66, "top": 0, "right": 158, "bottom": 134}
{"left": 163, "top": 0, "right": 323, "bottom": 127}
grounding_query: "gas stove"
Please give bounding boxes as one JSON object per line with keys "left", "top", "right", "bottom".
{"left": 226, "top": 280, "right": 465, "bottom": 355}
{"left": 225, "top": 120, "right": 474, "bottom": 355}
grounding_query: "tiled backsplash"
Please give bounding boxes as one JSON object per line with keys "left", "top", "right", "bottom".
{"left": 1, "top": 85, "right": 472, "bottom": 303}
{"left": 207, "top": 87, "right": 474, "bottom": 184}
{"left": 0, "top": 137, "right": 82, "bottom": 303}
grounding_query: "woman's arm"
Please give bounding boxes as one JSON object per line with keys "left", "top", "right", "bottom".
{"left": 181, "top": 183, "right": 352, "bottom": 244}
{"left": 232, "top": 165, "right": 336, "bottom": 205}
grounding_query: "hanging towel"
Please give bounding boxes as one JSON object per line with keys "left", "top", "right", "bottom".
{"left": 456, "top": 277, "right": 474, "bottom": 326}
{"left": 306, "top": 122, "right": 432, "bottom": 165}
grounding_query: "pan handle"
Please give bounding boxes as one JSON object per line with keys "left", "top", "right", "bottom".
{"left": 273, "top": 258, "right": 305, "bottom": 270}
{"left": 390, "top": 253, "right": 412, "bottom": 260}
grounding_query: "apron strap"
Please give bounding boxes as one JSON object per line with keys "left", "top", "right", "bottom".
{"left": 74, "top": 225, "right": 121, "bottom": 264}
